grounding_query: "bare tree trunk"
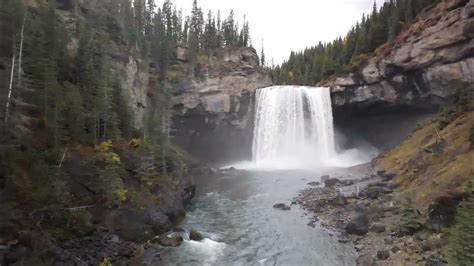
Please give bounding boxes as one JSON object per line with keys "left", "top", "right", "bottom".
{"left": 103, "top": 86, "right": 107, "bottom": 139}
{"left": 5, "top": 55, "right": 16, "bottom": 122}
{"left": 58, "top": 145, "right": 68, "bottom": 168}
{"left": 161, "top": 113, "right": 167, "bottom": 174}
{"left": 44, "top": 84, "right": 48, "bottom": 124}
{"left": 17, "top": 14, "right": 26, "bottom": 86}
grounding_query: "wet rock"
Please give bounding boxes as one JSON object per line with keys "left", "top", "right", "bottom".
{"left": 332, "top": 193, "right": 348, "bottom": 206}
{"left": 182, "top": 184, "right": 196, "bottom": 206}
{"left": 356, "top": 254, "right": 374, "bottom": 266}
{"left": 273, "top": 203, "right": 291, "bottom": 211}
{"left": 307, "top": 181, "right": 321, "bottom": 186}
{"left": 340, "top": 180, "right": 355, "bottom": 186}
{"left": 391, "top": 245, "right": 401, "bottom": 253}
{"left": 366, "top": 186, "right": 393, "bottom": 199}
{"left": 370, "top": 224, "right": 386, "bottom": 233}
{"left": 345, "top": 213, "right": 370, "bottom": 236}
{"left": 157, "top": 234, "right": 183, "bottom": 247}
{"left": 103, "top": 206, "right": 172, "bottom": 242}
{"left": 324, "top": 178, "right": 341, "bottom": 188}
{"left": 307, "top": 221, "right": 316, "bottom": 228}
{"left": 58, "top": 235, "right": 137, "bottom": 264}
{"left": 189, "top": 230, "right": 204, "bottom": 241}
{"left": 376, "top": 250, "right": 390, "bottom": 260}
{"left": 320, "top": 175, "right": 330, "bottom": 183}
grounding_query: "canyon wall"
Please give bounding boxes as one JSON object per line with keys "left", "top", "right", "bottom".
{"left": 170, "top": 48, "right": 273, "bottom": 162}
{"left": 324, "top": 0, "right": 473, "bottom": 150}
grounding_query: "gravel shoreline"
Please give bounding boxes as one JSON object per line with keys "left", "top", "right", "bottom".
{"left": 296, "top": 164, "right": 449, "bottom": 265}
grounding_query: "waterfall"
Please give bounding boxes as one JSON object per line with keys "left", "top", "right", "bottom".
{"left": 252, "top": 86, "right": 336, "bottom": 168}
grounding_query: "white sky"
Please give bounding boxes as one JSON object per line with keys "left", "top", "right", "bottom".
{"left": 156, "top": 0, "right": 386, "bottom": 65}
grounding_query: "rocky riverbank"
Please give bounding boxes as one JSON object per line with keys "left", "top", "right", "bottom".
{"left": 297, "top": 164, "right": 456, "bottom": 265}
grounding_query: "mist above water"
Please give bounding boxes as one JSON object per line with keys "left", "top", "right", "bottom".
{"left": 231, "top": 86, "right": 377, "bottom": 170}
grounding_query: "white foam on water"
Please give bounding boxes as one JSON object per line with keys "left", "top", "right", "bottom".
{"left": 185, "top": 238, "right": 227, "bottom": 264}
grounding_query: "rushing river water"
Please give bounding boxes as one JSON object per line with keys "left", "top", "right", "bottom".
{"left": 146, "top": 168, "right": 357, "bottom": 265}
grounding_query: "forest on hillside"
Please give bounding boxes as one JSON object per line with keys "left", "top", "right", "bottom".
{"left": 271, "top": 0, "right": 440, "bottom": 85}
{"left": 0, "top": 0, "right": 253, "bottom": 208}
{"left": 0, "top": 0, "right": 252, "bottom": 153}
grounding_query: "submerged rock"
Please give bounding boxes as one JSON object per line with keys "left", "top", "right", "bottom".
{"left": 345, "top": 213, "right": 369, "bottom": 236}
{"left": 307, "top": 181, "right": 321, "bottom": 186}
{"left": 189, "top": 230, "right": 204, "bottom": 241}
{"left": 273, "top": 203, "right": 291, "bottom": 211}
{"left": 156, "top": 234, "right": 183, "bottom": 247}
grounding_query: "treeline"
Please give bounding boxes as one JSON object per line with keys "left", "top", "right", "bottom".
{"left": 271, "top": 0, "right": 440, "bottom": 85}
{"left": 143, "top": 0, "right": 251, "bottom": 72}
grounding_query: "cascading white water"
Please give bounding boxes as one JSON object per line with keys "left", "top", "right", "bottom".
{"left": 252, "top": 86, "right": 336, "bottom": 168}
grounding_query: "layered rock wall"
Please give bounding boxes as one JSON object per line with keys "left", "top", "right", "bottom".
{"left": 324, "top": 0, "right": 473, "bottom": 115}
{"left": 324, "top": 0, "right": 473, "bottom": 150}
{"left": 171, "top": 48, "right": 273, "bottom": 162}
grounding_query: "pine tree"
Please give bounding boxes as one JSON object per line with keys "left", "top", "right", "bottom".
{"left": 188, "top": 0, "right": 203, "bottom": 61}
{"left": 260, "top": 41, "right": 266, "bottom": 67}
{"left": 448, "top": 194, "right": 474, "bottom": 264}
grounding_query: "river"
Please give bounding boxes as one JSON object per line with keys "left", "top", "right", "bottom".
{"left": 145, "top": 168, "right": 357, "bottom": 265}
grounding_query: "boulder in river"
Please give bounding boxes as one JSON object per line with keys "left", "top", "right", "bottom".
{"left": 273, "top": 203, "right": 291, "bottom": 211}
{"left": 320, "top": 175, "right": 330, "bottom": 183}
{"left": 189, "top": 229, "right": 204, "bottom": 241}
{"left": 345, "top": 213, "right": 369, "bottom": 236}
{"left": 307, "top": 181, "right": 321, "bottom": 186}
{"left": 156, "top": 234, "right": 183, "bottom": 247}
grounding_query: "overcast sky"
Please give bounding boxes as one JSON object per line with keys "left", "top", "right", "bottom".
{"left": 159, "top": 0, "right": 385, "bottom": 65}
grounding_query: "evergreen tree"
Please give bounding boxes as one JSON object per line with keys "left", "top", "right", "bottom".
{"left": 448, "top": 194, "right": 474, "bottom": 264}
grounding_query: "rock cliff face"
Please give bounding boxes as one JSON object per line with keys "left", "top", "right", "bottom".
{"left": 170, "top": 47, "right": 273, "bottom": 162}
{"left": 324, "top": 0, "right": 473, "bottom": 114}
{"left": 324, "top": 0, "right": 473, "bottom": 150}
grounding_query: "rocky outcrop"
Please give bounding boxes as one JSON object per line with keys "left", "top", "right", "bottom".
{"left": 171, "top": 47, "right": 272, "bottom": 162}
{"left": 323, "top": 0, "right": 474, "bottom": 114}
